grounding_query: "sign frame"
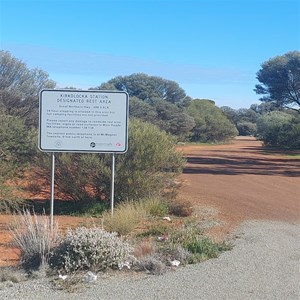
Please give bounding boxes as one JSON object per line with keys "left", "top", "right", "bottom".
{"left": 39, "top": 89, "right": 129, "bottom": 154}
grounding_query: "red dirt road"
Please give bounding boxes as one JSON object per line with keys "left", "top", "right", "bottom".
{"left": 178, "top": 137, "right": 300, "bottom": 238}
{"left": 0, "top": 137, "right": 299, "bottom": 265}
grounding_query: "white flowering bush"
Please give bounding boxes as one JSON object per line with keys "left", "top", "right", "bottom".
{"left": 49, "top": 227, "right": 134, "bottom": 273}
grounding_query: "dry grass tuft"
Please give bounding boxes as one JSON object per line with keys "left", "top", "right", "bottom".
{"left": 102, "top": 201, "right": 147, "bottom": 236}
{"left": 9, "top": 209, "right": 59, "bottom": 269}
{"left": 133, "top": 241, "right": 154, "bottom": 259}
{"left": 168, "top": 199, "right": 194, "bottom": 217}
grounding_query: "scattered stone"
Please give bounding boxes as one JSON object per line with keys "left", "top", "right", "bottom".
{"left": 84, "top": 271, "right": 97, "bottom": 283}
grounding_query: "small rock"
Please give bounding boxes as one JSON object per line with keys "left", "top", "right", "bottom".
{"left": 84, "top": 271, "right": 97, "bottom": 283}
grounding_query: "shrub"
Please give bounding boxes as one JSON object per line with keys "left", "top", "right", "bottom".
{"left": 183, "top": 237, "right": 231, "bottom": 262}
{"left": 256, "top": 111, "right": 300, "bottom": 148}
{"left": 167, "top": 199, "right": 194, "bottom": 217}
{"left": 133, "top": 241, "right": 154, "bottom": 258}
{"left": 102, "top": 201, "right": 147, "bottom": 236}
{"left": 236, "top": 121, "right": 257, "bottom": 136}
{"left": 0, "top": 182, "right": 25, "bottom": 213}
{"left": 9, "top": 210, "right": 59, "bottom": 270}
{"left": 187, "top": 99, "right": 238, "bottom": 143}
{"left": 133, "top": 254, "right": 167, "bottom": 275}
{"left": 166, "top": 221, "right": 232, "bottom": 263}
{"left": 0, "top": 266, "right": 27, "bottom": 283}
{"left": 0, "top": 114, "right": 37, "bottom": 212}
{"left": 49, "top": 227, "right": 134, "bottom": 273}
{"left": 33, "top": 118, "right": 185, "bottom": 204}
{"left": 138, "top": 197, "right": 169, "bottom": 217}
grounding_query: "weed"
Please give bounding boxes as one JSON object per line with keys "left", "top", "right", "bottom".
{"left": 133, "top": 241, "right": 154, "bottom": 258}
{"left": 133, "top": 254, "right": 167, "bottom": 275}
{"left": 9, "top": 209, "right": 60, "bottom": 270}
{"left": 168, "top": 199, "right": 194, "bottom": 217}
{"left": 0, "top": 266, "right": 27, "bottom": 283}
{"left": 103, "top": 201, "right": 147, "bottom": 235}
{"left": 138, "top": 197, "right": 169, "bottom": 217}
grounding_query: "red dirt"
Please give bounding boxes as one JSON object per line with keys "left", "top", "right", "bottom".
{"left": 0, "top": 137, "right": 299, "bottom": 266}
{"left": 177, "top": 137, "right": 300, "bottom": 240}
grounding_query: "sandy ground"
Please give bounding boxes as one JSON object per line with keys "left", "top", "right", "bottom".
{"left": 177, "top": 137, "right": 299, "bottom": 239}
{"left": 0, "top": 137, "right": 299, "bottom": 266}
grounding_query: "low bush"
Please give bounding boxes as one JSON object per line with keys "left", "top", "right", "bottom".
{"left": 167, "top": 199, "right": 194, "bottom": 217}
{"left": 0, "top": 266, "right": 27, "bottom": 283}
{"left": 33, "top": 119, "right": 185, "bottom": 205}
{"left": 0, "top": 183, "right": 25, "bottom": 213}
{"left": 161, "top": 220, "right": 232, "bottom": 264}
{"left": 138, "top": 197, "right": 169, "bottom": 217}
{"left": 102, "top": 201, "right": 147, "bottom": 236}
{"left": 256, "top": 111, "right": 300, "bottom": 149}
{"left": 9, "top": 210, "right": 59, "bottom": 270}
{"left": 133, "top": 241, "right": 154, "bottom": 259}
{"left": 133, "top": 254, "right": 167, "bottom": 275}
{"left": 49, "top": 227, "right": 134, "bottom": 273}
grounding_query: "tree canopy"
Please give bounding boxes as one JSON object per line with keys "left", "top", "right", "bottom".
{"left": 0, "top": 50, "right": 56, "bottom": 126}
{"left": 187, "top": 99, "right": 238, "bottom": 142}
{"left": 254, "top": 51, "right": 300, "bottom": 112}
{"left": 97, "top": 73, "right": 191, "bottom": 104}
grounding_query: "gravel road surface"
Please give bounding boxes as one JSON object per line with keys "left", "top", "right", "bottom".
{"left": 1, "top": 220, "right": 299, "bottom": 300}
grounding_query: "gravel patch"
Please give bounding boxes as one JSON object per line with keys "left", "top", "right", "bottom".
{"left": 0, "top": 220, "right": 299, "bottom": 300}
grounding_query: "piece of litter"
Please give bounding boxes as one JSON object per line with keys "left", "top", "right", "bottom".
{"left": 157, "top": 235, "right": 169, "bottom": 241}
{"left": 118, "top": 261, "right": 131, "bottom": 270}
{"left": 170, "top": 260, "right": 180, "bottom": 267}
{"left": 58, "top": 274, "right": 68, "bottom": 280}
{"left": 162, "top": 216, "right": 171, "bottom": 222}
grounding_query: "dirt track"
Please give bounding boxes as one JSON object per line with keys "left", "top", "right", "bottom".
{"left": 0, "top": 137, "right": 299, "bottom": 265}
{"left": 177, "top": 136, "right": 300, "bottom": 239}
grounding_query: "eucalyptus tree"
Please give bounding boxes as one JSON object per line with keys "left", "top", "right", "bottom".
{"left": 0, "top": 50, "right": 56, "bottom": 126}
{"left": 187, "top": 99, "right": 238, "bottom": 142}
{"left": 97, "top": 73, "right": 191, "bottom": 104}
{"left": 254, "top": 51, "right": 300, "bottom": 112}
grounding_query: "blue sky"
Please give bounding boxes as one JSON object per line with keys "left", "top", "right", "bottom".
{"left": 0, "top": 0, "right": 299, "bottom": 108}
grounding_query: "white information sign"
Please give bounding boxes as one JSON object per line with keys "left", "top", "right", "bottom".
{"left": 39, "top": 89, "right": 129, "bottom": 153}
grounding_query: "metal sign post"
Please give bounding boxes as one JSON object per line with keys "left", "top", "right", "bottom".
{"left": 110, "top": 153, "right": 115, "bottom": 215}
{"left": 39, "top": 89, "right": 129, "bottom": 223}
{"left": 50, "top": 152, "right": 55, "bottom": 230}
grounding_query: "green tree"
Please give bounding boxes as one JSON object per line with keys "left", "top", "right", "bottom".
{"left": 256, "top": 111, "right": 300, "bottom": 148}
{"left": 221, "top": 106, "right": 258, "bottom": 136}
{"left": 129, "top": 96, "right": 158, "bottom": 123}
{"left": 33, "top": 119, "right": 185, "bottom": 203}
{"left": 187, "top": 99, "right": 238, "bottom": 142}
{"left": 0, "top": 113, "right": 38, "bottom": 210}
{"left": 150, "top": 98, "right": 195, "bottom": 140}
{"left": 254, "top": 51, "right": 300, "bottom": 112}
{"left": 97, "top": 73, "right": 191, "bottom": 104}
{"left": 0, "top": 51, "right": 56, "bottom": 126}
{"left": 129, "top": 96, "right": 195, "bottom": 140}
